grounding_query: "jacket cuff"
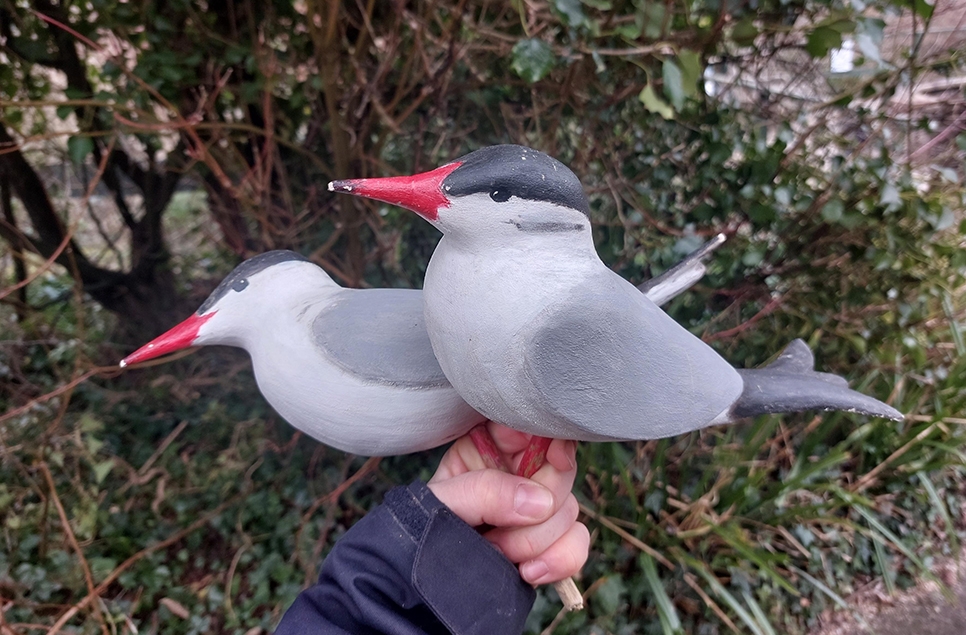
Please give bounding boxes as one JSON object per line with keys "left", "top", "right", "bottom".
{"left": 384, "top": 481, "right": 536, "bottom": 635}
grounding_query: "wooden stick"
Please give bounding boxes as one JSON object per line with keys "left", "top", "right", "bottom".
{"left": 469, "top": 426, "right": 584, "bottom": 611}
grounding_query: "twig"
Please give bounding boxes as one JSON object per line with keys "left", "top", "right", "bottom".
{"left": 38, "top": 463, "right": 110, "bottom": 635}
{"left": 579, "top": 503, "right": 675, "bottom": 569}
{"left": 851, "top": 422, "right": 934, "bottom": 493}
{"left": 137, "top": 421, "right": 189, "bottom": 477}
{"left": 45, "top": 491, "right": 247, "bottom": 635}
{"left": 0, "top": 368, "right": 119, "bottom": 425}
{"left": 704, "top": 296, "right": 784, "bottom": 342}
{"left": 683, "top": 572, "right": 741, "bottom": 633}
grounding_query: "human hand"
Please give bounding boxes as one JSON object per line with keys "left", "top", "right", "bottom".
{"left": 427, "top": 422, "right": 590, "bottom": 586}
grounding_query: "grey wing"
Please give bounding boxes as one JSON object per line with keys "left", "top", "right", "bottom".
{"left": 312, "top": 289, "right": 449, "bottom": 388}
{"left": 638, "top": 234, "right": 726, "bottom": 306}
{"left": 524, "top": 271, "right": 744, "bottom": 440}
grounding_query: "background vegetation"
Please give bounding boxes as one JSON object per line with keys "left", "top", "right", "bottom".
{"left": 1, "top": 0, "right": 964, "bottom": 633}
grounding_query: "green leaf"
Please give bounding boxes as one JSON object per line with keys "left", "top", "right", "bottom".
{"left": 68, "top": 136, "right": 94, "bottom": 165}
{"left": 642, "top": 554, "right": 683, "bottom": 634}
{"left": 678, "top": 49, "right": 702, "bottom": 95}
{"left": 552, "top": 0, "right": 587, "bottom": 28}
{"left": 642, "top": 2, "right": 666, "bottom": 39}
{"left": 511, "top": 39, "right": 555, "bottom": 83}
{"left": 918, "top": 470, "right": 959, "bottom": 553}
{"left": 793, "top": 564, "right": 876, "bottom": 630}
{"left": 742, "top": 247, "right": 765, "bottom": 267}
{"left": 873, "top": 534, "right": 896, "bottom": 595}
{"left": 821, "top": 198, "right": 844, "bottom": 222}
{"left": 593, "top": 576, "right": 626, "bottom": 614}
{"left": 748, "top": 203, "right": 777, "bottom": 226}
{"left": 914, "top": 0, "right": 935, "bottom": 19}
{"left": 639, "top": 83, "right": 674, "bottom": 119}
{"left": 731, "top": 19, "right": 758, "bottom": 47}
{"left": 880, "top": 183, "right": 901, "bottom": 209}
{"left": 93, "top": 459, "right": 114, "bottom": 484}
{"left": 681, "top": 555, "right": 768, "bottom": 635}
{"left": 662, "top": 59, "right": 685, "bottom": 110}
{"left": 806, "top": 27, "right": 843, "bottom": 58}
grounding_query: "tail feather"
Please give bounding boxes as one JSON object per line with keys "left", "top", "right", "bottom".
{"left": 733, "top": 339, "right": 903, "bottom": 421}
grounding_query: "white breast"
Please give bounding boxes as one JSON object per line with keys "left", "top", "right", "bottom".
{"left": 247, "top": 299, "right": 484, "bottom": 456}
{"left": 423, "top": 237, "right": 598, "bottom": 432}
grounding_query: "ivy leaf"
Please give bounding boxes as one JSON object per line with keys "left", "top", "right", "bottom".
{"left": 662, "top": 59, "right": 685, "bottom": 110}
{"left": 742, "top": 247, "right": 765, "bottom": 267}
{"left": 93, "top": 460, "right": 114, "bottom": 484}
{"left": 593, "top": 576, "right": 626, "bottom": 614}
{"left": 67, "top": 136, "right": 94, "bottom": 165}
{"left": 880, "top": 183, "right": 901, "bottom": 210}
{"left": 678, "top": 49, "right": 702, "bottom": 95}
{"left": 731, "top": 19, "right": 758, "bottom": 47}
{"left": 642, "top": 2, "right": 665, "bottom": 39}
{"left": 806, "top": 27, "right": 843, "bottom": 58}
{"left": 822, "top": 198, "right": 845, "bottom": 222}
{"left": 552, "top": 0, "right": 587, "bottom": 28}
{"left": 913, "top": 0, "right": 935, "bottom": 19}
{"left": 511, "top": 40, "right": 555, "bottom": 83}
{"left": 639, "top": 83, "right": 674, "bottom": 119}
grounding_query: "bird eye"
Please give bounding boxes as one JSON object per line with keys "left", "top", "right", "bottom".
{"left": 489, "top": 189, "right": 511, "bottom": 203}
{"left": 232, "top": 278, "right": 249, "bottom": 292}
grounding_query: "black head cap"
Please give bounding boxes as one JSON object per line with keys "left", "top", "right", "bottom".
{"left": 197, "top": 250, "right": 309, "bottom": 314}
{"left": 442, "top": 145, "right": 590, "bottom": 217}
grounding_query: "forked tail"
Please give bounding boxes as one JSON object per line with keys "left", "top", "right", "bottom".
{"left": 732, "top": 339, "right": 903, "bottom": 421}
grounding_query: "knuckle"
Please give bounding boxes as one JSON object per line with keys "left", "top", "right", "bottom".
{"left": 519, "top": 531, "right": 540, "bottom": 560}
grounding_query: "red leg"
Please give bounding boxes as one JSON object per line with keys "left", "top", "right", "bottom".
{"left": 468, "top": 424, "right": 507, "bottom": 472}
{"left": 516, "top": 436, "right": 553, "bottom": 478}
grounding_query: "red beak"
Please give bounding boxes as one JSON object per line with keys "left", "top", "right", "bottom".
{"left": 119, "top": 312, "right": 216, "bottom": 367}
{"left": 328, "top": 161, "right": 462, "bottom": 221}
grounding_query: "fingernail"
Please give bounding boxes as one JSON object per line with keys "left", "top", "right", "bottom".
{"left": 514, "top": 482, "right": 553, "bottom": 519}
{"left": 566, "top": 441, "right": 577, "bottom": 470}
{"left": 521, "top": 559, "right": 550, "bottom": 584}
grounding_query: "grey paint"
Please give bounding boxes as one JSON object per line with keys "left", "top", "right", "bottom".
{"left": 312, "top": 289, "right": 450, "bottom": 388}
{"left": 732, "top": 339, "right": 903, "bottom": 420}
{"left": 523, "top": 269, "right": 744, "bottom": 440}
{"left": 505, "top": 218, "right": 586, "bottom": 233}
{"left": 637, "top": 233, "right": 726, "bottom": 302}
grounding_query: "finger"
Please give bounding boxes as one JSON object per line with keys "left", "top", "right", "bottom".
{"left": 524, "top": 439, "right": 578, "bottom": 509}
{"left": 508, "top": 437, "right": 574, "bottom": 477}
{"left": 427, "top": 469, "right": 555, "bottom": 527}
{"left": 545, "top": 439, "right": 577, "bottom": 473}
{"left": 518, "top": 522, "right": 591, "bottom": 585}
{"left": 487, "top": 421, "right": 532, "bottom": 456}
{"left": 484, "top": 494, "right": 579, "bottom": 563}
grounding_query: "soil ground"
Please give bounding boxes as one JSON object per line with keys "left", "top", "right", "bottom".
{"left": 810, "top": 557, "right": 966, "bottom": 635}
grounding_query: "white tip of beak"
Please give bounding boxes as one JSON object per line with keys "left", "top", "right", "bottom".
{"left": 119, "top": 359, "right": 128, "bottom": 368}
{"left": 327, "top": 181, "right": 335, "bottom": 192}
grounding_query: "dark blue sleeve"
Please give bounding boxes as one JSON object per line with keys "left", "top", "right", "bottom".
{"left": 274, "top": 481, "right": 536, "bottom": 635}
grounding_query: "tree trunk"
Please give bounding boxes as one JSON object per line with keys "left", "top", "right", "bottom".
{"left": 0, "top": 125, "right": 188, "bottom": 340}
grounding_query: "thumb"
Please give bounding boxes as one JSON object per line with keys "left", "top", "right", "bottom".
{"left": 428, "top": 469, "right": 556, "bottom": 528}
